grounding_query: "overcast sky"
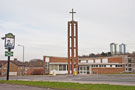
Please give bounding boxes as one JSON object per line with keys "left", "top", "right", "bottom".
{"left": 0, "top": 0, "right": 135, "bottom": 61}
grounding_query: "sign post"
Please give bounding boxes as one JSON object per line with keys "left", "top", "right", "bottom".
{"left": 1, "top": 33, "right": 15, "bottom": 80}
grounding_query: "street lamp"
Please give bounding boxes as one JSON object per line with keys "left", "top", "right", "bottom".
{"left": 18, "top": 44, "right": 25, "bottom": 75}
{"left": 18, "top": 45, "right": 24, "bottom": 62}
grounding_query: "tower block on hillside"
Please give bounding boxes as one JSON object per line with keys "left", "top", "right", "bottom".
{"left": 68, "top": 9, "right": 78, "bottom": 74}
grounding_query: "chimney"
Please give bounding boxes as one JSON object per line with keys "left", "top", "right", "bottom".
{"left": 14, "top": 58, "right": 17, "bottom": 62}
{"left": 43, "top": 56, "right": 46, "bottom": 75}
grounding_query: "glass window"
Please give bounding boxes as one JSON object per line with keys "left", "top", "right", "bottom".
{"left": 80, "top": 67, "right": 82, "bottom": 70}
{"left": 87, "top": 67, "right": 89, "bottom": 70}
{"left": 128, "top": 64, "right": 132, "bottom": 67}
{"left": 128, "top": 59, "right": 131, "bottom": 63}
{"left": 59, "top": 65, "right": 66, "bottom": 71}
{"left": 50, "top": 65, "right": 58, "bottom": 71}
{"left": 128, "top": 68, "right": 132, "bottom": 71}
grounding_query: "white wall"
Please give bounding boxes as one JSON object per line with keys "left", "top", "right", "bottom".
{"left": 9, "top": 72, "right": 17, "bottom": 75}
{"left": 50, "top": 70, "right": 68, "bottom": 74}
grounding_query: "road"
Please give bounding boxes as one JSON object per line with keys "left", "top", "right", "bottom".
{"left": 0, "top": 74, "right": 135, "bottom": 86}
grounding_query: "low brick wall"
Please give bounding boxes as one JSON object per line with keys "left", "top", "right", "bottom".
{"left": 92, "top": 67, "right": 124, "bottom": 74}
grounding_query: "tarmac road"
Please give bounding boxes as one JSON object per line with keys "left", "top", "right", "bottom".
{"left": 0, "top": 74, "right": 135, "bottom": 86}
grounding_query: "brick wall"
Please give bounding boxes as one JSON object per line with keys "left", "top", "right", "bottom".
{"left": 49, "top": 57, "right": 68, "bottom": 63}
{"left": 25, "top": 67, "right": 43, "bottom": 75}
{"left": 2, "top": 62, "right": 24, "bottom": 75}
{"left": 92, "top": 67, "right": 124, "bottom": 74}
{"left": 108, "top": 57, "right": 123, "bottom": 63}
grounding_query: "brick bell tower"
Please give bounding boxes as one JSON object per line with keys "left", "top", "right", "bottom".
{"left": 68, "top": 9, "right": 78, "bottom": 74}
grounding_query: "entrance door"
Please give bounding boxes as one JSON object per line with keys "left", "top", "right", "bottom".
{"left": 79, "top": 66, "right": 89, "bottom": 74}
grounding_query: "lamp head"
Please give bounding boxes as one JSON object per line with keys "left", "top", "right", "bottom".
{"left": 1, "top": 37, "right": 5, "bottom": 40}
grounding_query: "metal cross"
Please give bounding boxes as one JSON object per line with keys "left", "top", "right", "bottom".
{"left": 69, "top": 9, "right": 76, "bottom": 21}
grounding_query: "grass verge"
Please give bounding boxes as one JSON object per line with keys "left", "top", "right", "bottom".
{"left": 0, "top": 80, "right": 135, "bottom": 90}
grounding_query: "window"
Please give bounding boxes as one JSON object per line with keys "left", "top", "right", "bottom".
{"left": 80, "top": 67, "right": 82, "bottom": 70}
{"left": 116, "top": 65, "right": 122, "bottom": 67}
{"left": 50, "top": 65, "right": 58, "bottom": 71}
{"left": 128, "top": 64, "right": 132, "bottom": 67}
{"left": 70, "top": 65, "right": 72, "bottom": 70}
{"left": 112, "top": 65, "right": 115, "bottom": 67}
{"left": 59, "top": 65, "right": 66, "bottom": 71}
{"left": 102, "top": 58, "right": 108, "bottom": 63}
{"left": 128, "top": 68, "right": 132, "bottom": 71}
{"left": 45, "top": 62, "right": 49, "bottom": 69}
{"left": 96, "top": 65, "right": 98, "bottom": 67}
{"left": 106, "top": 65, "right": 110, "bottom": 67}
{"left": 95, "top": 59, "right": 101, "bottom": 63}
{"left": 81, "top": 60, "right": 86, "bottom": 63}
{"left": 88, "top": 60, "right": 94, "bottom": 63}
{"left": 87, "top": 67, "right": 89, "bottom": 70}
{"left": 128, "top": 58, "right": 131, "bottom": 63}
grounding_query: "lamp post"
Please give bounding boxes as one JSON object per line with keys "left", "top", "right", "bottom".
{"left": 18, "top": 44, "right": 25, "bottom": 75}
{"left": 18, "top": 45, "right": 24, "bottom": 62}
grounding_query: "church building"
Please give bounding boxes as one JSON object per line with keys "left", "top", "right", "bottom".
{"left": 43, "top": 55, "right": 128, "bottom": 75}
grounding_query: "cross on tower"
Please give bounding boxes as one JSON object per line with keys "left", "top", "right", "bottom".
{"left": 69, "top": 9, "right": 76, "bottom": 21}
{"left": 68, "top": 9, "right": 78, "bottom": 74}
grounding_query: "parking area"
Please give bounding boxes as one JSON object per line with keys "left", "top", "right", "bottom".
{"left": 0, "top": 74, "right": 135, "bottom": 86}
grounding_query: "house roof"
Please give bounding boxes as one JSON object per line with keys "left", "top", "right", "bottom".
{"left": 0, "top": 61, "right": 7, "bottom": 67}
{"left": 25, "top": 59, "right": 43, "bottom": 67}
{"left": 0, "top": 60, "right": 25, "bottom": 67}
{"left": 11, "top": 60, "right": 25, "bottom": 66}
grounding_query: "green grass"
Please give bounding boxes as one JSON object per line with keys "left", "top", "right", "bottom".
{"left": 0, "top": 80, "right": 135, "bottom": 90}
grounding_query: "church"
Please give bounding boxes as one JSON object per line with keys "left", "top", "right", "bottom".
{"left": 43, "top": 55, "right": 128, "bottom": 75}
{"left": 42, "top": 9, "right": 130, "bottom": 75}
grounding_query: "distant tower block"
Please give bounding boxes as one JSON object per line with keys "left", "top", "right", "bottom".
{"left": 110, "top": 43, "right": 117, "bottom": 55}
{"left": 68, "top": 9, "right": 78, "bottom": 74}
{"left": 119, "top": 43, "right": 126, "bottom": 54}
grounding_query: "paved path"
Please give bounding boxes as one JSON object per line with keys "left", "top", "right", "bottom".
{"left": 0, "top": 84, "right": 56, "bottom": 90}
{"left": 0, "top": 74, "right": 135, "bottom": 86}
